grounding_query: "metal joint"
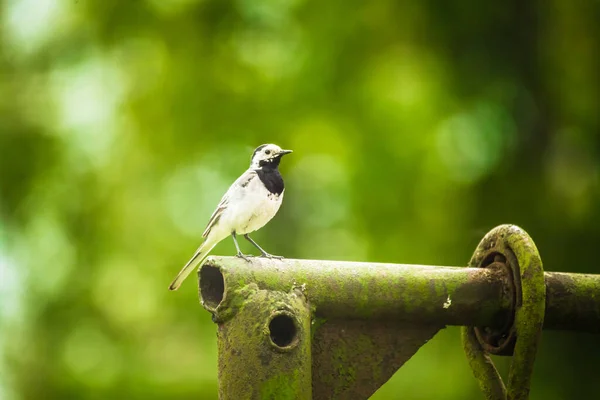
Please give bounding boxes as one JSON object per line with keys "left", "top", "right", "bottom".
{"left": 463, "top": 224, "right": 546, "bottom": 400}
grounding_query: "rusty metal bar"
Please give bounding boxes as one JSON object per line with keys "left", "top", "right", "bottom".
{"left": 201, "top": 258, "right": 511, "bottom": 327}
{"left": 200, "top": 257, "right": 600, "bottom": 333}
{"left": 543, "top": 271, "right": 600, "bottom": 332}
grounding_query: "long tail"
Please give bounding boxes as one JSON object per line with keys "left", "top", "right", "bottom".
{"left": 169, "top": 238, "right": 219, "bottom": 291}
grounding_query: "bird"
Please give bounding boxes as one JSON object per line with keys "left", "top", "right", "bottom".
{"left": 168, "top": 143, "right": 293, "bottom": 291}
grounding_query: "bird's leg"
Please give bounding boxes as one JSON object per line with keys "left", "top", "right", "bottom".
{"left": 244, "top": 234, "right": 283, "bottom": 259}
{"left": 232, "top": 232, "right": 252, "bottom": 262}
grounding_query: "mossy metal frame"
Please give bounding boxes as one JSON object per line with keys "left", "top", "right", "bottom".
{"left": 198, "top": 225, "right": 600, "bottom": 399}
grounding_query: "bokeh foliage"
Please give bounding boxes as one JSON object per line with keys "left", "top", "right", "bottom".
{"left": 0, "top": 0, "right": 599, "bottom": 399}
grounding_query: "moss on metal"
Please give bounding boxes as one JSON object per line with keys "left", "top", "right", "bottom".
{"left": 310, "top": 316, "right": 327, "bottom": 341}
{"left": 462, "top": 327, "right": 506, "bottom": 400}
{"left": 202, "top": 258, "right": 512, "bottom": 328}
{"left": 309, "top": 319, "right": 440, "bottom": 399}
{"left": 504, "top": 225, "right": 545, "bottom": 400}
{"left": 198, "top": 224, "right": 600, "bottom": 399}
{"left": 462, "top": 224, "right": 546, "bottom": 400}
{"left": 202, "top": 259, "right": 450, "bottom": 399}
{"left": 544, "top": 272, "right": 600, "bottom": 332}
{"left": 216, "top": 286, "right": 312, "bottom": 399}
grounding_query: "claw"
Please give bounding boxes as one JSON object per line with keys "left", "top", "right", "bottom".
{"left": 261, "top": 252, "right": 284, "bottom": 260}
{"left": 236, "top": 252, "right": 253, "bottom": 262}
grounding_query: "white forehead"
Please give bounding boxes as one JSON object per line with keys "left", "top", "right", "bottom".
{"left": 252, "top": 144, "right": 282, "bottom": 159}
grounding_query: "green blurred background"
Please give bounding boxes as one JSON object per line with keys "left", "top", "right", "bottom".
{"left": 1, "top": 0, "right": 599, "bottom": 399}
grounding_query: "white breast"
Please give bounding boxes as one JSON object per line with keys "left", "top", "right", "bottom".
{"left": 220, "top": 173, "right": 284, "bottom": 235}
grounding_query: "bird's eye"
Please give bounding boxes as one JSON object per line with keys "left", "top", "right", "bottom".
{"left": 265, "top": 150, "right": 271, "bottom": 155}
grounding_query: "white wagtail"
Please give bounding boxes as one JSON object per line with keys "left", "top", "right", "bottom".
{"left": 169, "top": 144, "right": 293, "bottom": 290}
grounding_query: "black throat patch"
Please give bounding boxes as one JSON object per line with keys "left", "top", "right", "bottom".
{"left": 256, "top": 164, "right": 284, "bottom": 195}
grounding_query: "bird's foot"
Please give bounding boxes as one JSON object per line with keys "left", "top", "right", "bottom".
{"left": 236, "top": 252, "right": 253, "bottom": 262}
{"left": 260, "top": 252, "right": 284, "bottom": 260}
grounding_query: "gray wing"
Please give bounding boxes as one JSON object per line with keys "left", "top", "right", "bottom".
{"left": 202, "top": 169, "right": 257, "bottom": 238}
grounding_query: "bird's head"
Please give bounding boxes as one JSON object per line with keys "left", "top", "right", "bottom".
{"left": 250, "top": 144, "right": 293, "bottom": 169}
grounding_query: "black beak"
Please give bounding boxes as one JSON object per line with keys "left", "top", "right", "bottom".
{"left": 279, "top": 149, "right": 293, "bottom": 156}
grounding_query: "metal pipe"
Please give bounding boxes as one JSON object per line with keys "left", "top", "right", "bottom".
{"left": 544, "top": 271, "right": 600, "bottom": 332}
{"left": 199, "top": 257, "right": 600, "bottom": 333}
